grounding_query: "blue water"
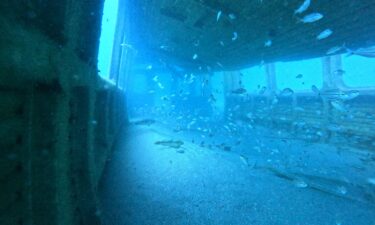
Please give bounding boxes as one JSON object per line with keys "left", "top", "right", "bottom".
{"left": 98, "top": 0, "right": 119, "bottom": 79}
{"left": 104, "top": 58, "right": 375, "bottom": 224}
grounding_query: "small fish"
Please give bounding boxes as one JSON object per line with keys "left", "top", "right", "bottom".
{"left": 317, "top": 29, "right": 333, "bottom": 40}
{"left": 219, "top": 41, "right": 225, "bottom": 46}
{"left": 264, "top": 39, "right": 272, "bottom": 47}
{"left": 296, "top": 74, "right": 303, "bottom": 79}
{"left": 331, "top": 101, "right": 346, "bottom": 112}
{"left": 346, "top": 45, "right": 375, "bottom": 58}
{"left": 340, "top": 90, "right": 360, "bottom": 101}
{"left": 193, "top": 54, "right": 198, "bottom": 60}
{"left": 231, "top": 87, "right": 247, "bottom": 94}
{"left": 155, "top": 140, "right": 184, "bottom": 149}
{"left": 187, "top": 120, "right": 196, "bottom": 129}
{"left": 259, "top": 86, "right": 267, "bottom": 95}
{"left": 294, "top": 179, "right": 308, "bottom": 188}
{"left": 217, "top": 62, "right": 224, "bottom": 68}
{"left": 217, "top": 11, "right": 222, "bottom": 22}
{"left": 161, "top": 96, "right": 169, "bottom": 101}
{"left": 300, "top": 13, "right": 323, "bottom": 23}
{"left": 311, "top": 85, "right": 320, "bottom": 94}
{"left": 232, "top": 32, "right": 238, "bottom": 41}
{"left": 280, "top": 88, "right": 294, "bottom": 97}
{"left": 134, "top": 119, "right": 156, "bottom": 126}
{"left": 209, "top": 94, "right": 217, "bottom": 103}
{"left": 158, "top": 82, "right": 164, "bottom": 89}
{"left": 337, "top": 186, "right": 347, "bottom": 195}
{"left": 294, "top": 0, "right": 311, "bottom": 15}
{"left": 153, "top": 75, "right": 158, "bottom": 82}
{"left": 120, "top": 43, "right": 134, "bottom": 49}
{"left": 228, "top": 13, "right": 236, "bottom": 20}
{"left": 176, "top": 149, "right": 185, "bottom": 154}
{"left": 333, "top": 69, "right": 345, "bottom": 76}
{"left": 326, "top": 46, "right": 343, "bottom": 55}
{"left": 319, "top": 89, "right": 345, "bottom": 100}
{"left": 239, "top": 155, "right": 249, "bottom": 166}
{"left": 146, "top": 65, "right": 153, "bottom": 70}
{"left": 223, "top": 146, "right": 231, "bottom": 151}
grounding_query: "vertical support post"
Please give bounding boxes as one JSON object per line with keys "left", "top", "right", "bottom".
{"left": 331, "top": 55, "right": 345, "bottom": 88}
{"left": 55, "top": 87, "right": 73, "bottom": 225}
{"left": 121, "top": 50, "right": 134, "bottom": 91}
{"left": 322, "top": 54, "right": 344, "bottom": 135}
{"left": 322, "top": 56, "right": 332, "bottom": 89}
{"left": 201, "top": 73, "right": 212, "bottom": 97}
{"left": 223, "top": 71, "right": 238, "bottom": 117}
{"left": 322, "top": 55, "right": 344, "bottom": 89}
{"left": 25, "top": 83, "right": 34, "bottom": 225}
{"left": 265, "top": 64, "right": 277, "bottom": 127}
{"left": 265, "top": 63, "right": 277, "bottom": 95}
{"left": 321, "top": 57, "right": 334, "bottom": 142}
{"left": 224, "top": 71, "right": 242, "bottom": 91}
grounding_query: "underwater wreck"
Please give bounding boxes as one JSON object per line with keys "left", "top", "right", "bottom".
{"left": 1, "top": 0, "right": 375, "bottom": 224}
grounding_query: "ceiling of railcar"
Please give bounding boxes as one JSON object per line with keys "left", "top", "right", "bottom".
{"left": 126, "top": 0, "right": 375, "bottom": 72}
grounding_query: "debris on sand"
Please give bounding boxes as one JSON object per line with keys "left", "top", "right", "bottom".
{"left": 155, "top": 140, "right": 184, "bottom": 149}
{"left": 133, "top": 119, "right": 156, "bottom": 126}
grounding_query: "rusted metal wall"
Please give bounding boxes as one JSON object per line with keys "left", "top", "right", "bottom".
{"left": 0, "top": 1, "right": 128, "bottom": 225}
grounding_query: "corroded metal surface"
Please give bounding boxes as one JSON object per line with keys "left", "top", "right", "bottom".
{"left": 127, "top": 0, "right": 375, "bottom": 71}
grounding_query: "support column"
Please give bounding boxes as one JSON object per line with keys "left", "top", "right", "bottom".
{"left": 321, "top": 55, "right": 344, "bottom": 142}
{"left": 331, "top": 55, "right": 345, "bottom": 88}
{"left": 322, "top": 55, "right": 344, "bottom": 89}
{"left": 223, "top": 71, "right": 242, "bottom": 118}
{"left": 265, "top": 63, "right": 277, "bottom": 95}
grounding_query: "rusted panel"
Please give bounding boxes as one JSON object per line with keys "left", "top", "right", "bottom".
{"left": 127, "top": 0, "right": 375, "bottom": 71}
